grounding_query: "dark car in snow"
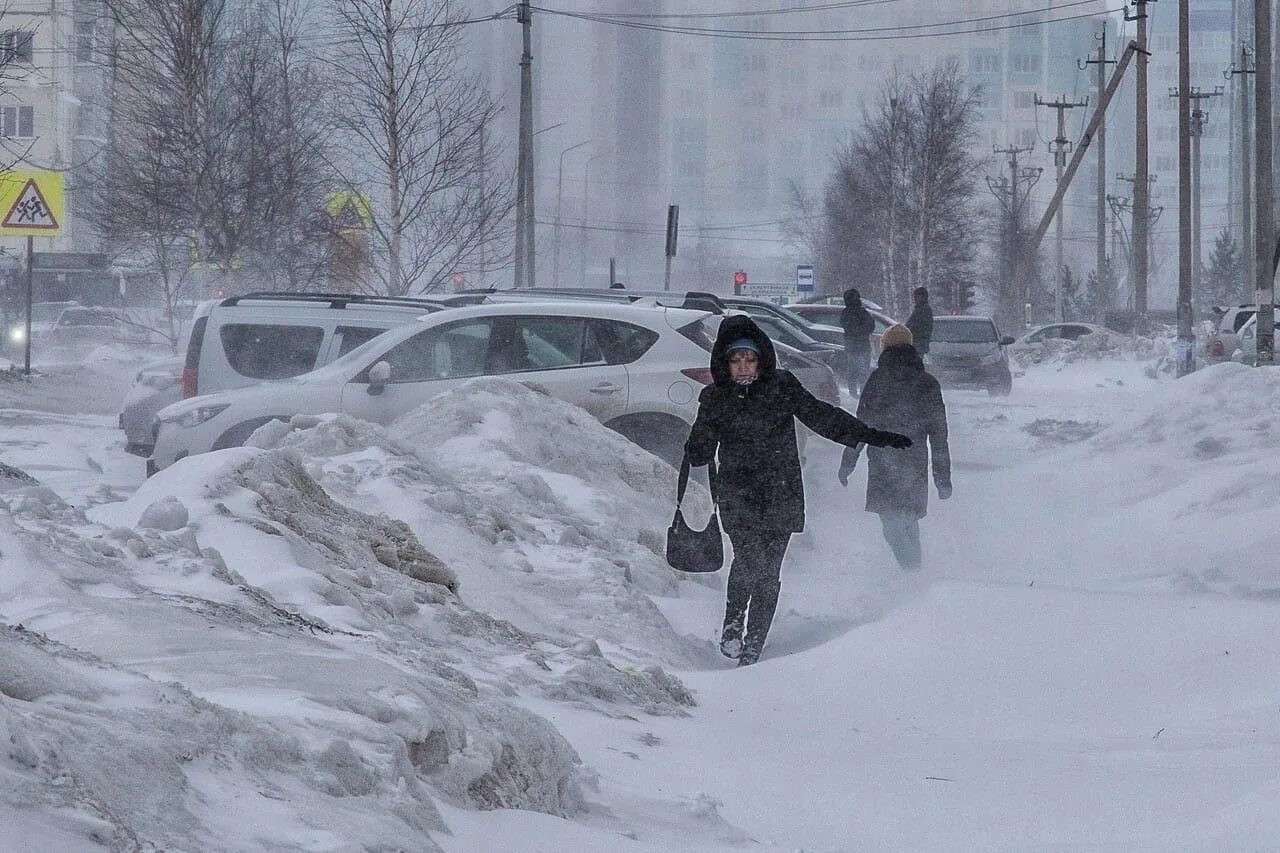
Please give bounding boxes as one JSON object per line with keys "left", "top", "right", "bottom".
{"left": 927, "top": 315, "right": 1015, "bottom": 396}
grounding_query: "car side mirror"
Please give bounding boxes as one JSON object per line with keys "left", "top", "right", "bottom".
{"left": 1000, "top": 336, "right": 1015, "bottom": 346}
{"left": 367, "top": 360, "right": 391, "bottom": 395}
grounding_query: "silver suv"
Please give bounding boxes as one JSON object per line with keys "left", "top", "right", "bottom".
{"left": 150, "top": 300, "right": 725, "bottom": 473}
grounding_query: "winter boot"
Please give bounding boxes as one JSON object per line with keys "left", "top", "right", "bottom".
{"left": 736, "top": 641, "right": 762, "bottom": 667}
{"left": 719, "top": 618, "right": 744, "bottom": 660}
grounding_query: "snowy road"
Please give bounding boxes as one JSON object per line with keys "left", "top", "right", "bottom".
{"left": 7, "top": 355, "right": 1280, "bottom": 850}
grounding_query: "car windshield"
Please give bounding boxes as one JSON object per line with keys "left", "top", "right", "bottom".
{"left": 934, "top": 319, "right": 998, "bottom": 343}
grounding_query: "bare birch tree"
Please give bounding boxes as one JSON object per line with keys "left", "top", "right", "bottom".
{"left": 327, "top": 0, "right": 511, "bottom": 296}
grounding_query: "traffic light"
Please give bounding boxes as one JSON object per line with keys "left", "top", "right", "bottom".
{"left": 957, "top": 280, "right": 977, "bottom": 314}
{"left": 733, "top": 270, "right": 747, "bottom": 294}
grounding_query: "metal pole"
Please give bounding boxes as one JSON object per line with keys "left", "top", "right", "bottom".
{"left": 1192, "top": 109, "right": 1203, "bottom": 302}
{"left": 23, "top": 235, "right": 32, "bottom": 376}
{"left": 1177, "top": 0, "right": 1193, "bottom": 377}
{"left": 1255, "top": 0, "right": 1275, "bottom": 364}
{"left": 554, "top": 140, "right": 590, "bottom": 288}
{"left": 1097, "top": 30, "right": 1109, "bottom": 322}
{"left": 581, "top": 152, "right": 607, "bottom": 287}
{"left": 1241, "top": 45, "right": 1256, "bottom": 295}
{"left": 1134, "top": 0, "right": 1151, "bottom": 329}
{"left": 1056, "top": 104, "right": 1067, "bottom": 323}
{"left": 520, "top": 0, "right": 536, "bottom": 288}
{"left": 513, "top": 0, "right": 531, "bottom": 289}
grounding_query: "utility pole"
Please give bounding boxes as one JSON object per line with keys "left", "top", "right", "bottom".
{"left": 1175, "top": 0, "right": 1193, "bottom": 376}
{"left": 1168, "top": 86, "right": 1224, "bottom": 307}
{"left": 513, "top": 0, "right": 535, "bottom": 289}
{"left": 1256, "top": 0, "right": 1275, "bottom": 365}
{"left": 1130, "top": 0, "right": 1154, "bottom": 330}
{"left": 1081, "top": 30, "right": 1116, "bottom": 322}
{"left": 1037, "top": 94, "right": 1090, "bottom": 321}
{"left": 1228, "top": 44, "right": 1256, "bottom": 297}
{"left": 988, "top": 145, "right": 1041, "bottom": 329}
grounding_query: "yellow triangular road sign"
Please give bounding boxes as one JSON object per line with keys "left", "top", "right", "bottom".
{"left": 2, "top": 178, "right": 58, "bottom": 230}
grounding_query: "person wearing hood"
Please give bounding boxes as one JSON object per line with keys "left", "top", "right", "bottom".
{"left": 838, "top": 324, "right": 951, "bottom": 571}
{"left": 839, "top": 288, "right": 876, "bottom": 394}
{"left": 905, "top": 286, "right": 934, "bottom": 355}
{"left": 685, "top": 315, "right": 913, "bottom": 667}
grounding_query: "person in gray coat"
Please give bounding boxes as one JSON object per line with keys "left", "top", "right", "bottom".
{"left": 837, "top": 323, "right": 951, "bottom": 570}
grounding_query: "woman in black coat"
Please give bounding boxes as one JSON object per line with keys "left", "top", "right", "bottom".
{"left": 685, "top": 315, "right": 912, "bottom": 666}
{"left": 839, "top": 287, "right": 876, "bottom": 394}
{"left": 838, "top": 324, "right": 951, "bottom": 570}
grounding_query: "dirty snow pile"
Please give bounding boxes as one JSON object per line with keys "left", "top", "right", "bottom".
{"left": 1, "top": 377, "right": 713, "bottom": 850}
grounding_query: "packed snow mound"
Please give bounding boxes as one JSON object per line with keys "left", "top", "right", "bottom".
{"left": 1095, "top": 361, "right": 1280, "bottom": 458}
{"left": 6, "top": 453, "right": 599, "bottom": 847}
{"left": 252, "top": 378, "right": 713, "bottom": 669}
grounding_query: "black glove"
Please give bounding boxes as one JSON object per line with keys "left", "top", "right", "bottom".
{"left": 838, "top": 458, "right": 856, "bottom": 487}
{"left": 937, "top": 483, "right": 953, "bottom": 500}
{"left": 876, "top": 431, "right": 912, "bottom": 450}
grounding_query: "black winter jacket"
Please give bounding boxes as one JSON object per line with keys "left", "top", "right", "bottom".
{"left": 844, "top": 344, "right": 951, "bottom": 519}
{"left": 686, "top": 315, "right": 904, "bottom": 535}
{"left": 839, "top": 289, "right": 875, "bottom": 353}
{"left": 905, "top": 301, "right": 934, "bottom": 354}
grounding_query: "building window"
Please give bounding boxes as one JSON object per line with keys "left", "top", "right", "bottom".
{"left": 1010, "top": 52, "right": 1041, "bottom": 75}
{"left": 971, "top": 52, "right": 999, "bottom": 75}
{"left": 0, "top": 31, "right": 33, "bottom": 64}
{"left": 2, "top": 106, "right": 34, "bottom": 139}
{"left": 75, "top": 20, "right": 95, "bottom": 63}
{"left": 819, "top": 90, "right": 844, "bottom": 109}
{"left": 1017, "top": 128, "right": 1037, "bottom": 148}
{"left": 1013, "top": 91, "right": 1035, "bottom": 109}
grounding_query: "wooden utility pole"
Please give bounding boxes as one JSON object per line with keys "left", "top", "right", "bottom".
{"left": 1228, "top": 44, "right": 1256, "bottom": 297}
{"left": 1037, "top": 94, "right": 1090, "bottom": 321}
{"left": 1256, "top": 0, "right": 1274, "bottom": 365}
{"left": 1130, "top": 0, "right": 1153, "bottom": 330}
{"left": 1176, "top": 0, "right": 1193, "bottom": 376}
{"left": 514, "top": 0, "right": 535, "bottom": 288}
{"left": 1082, "top": 30, "right": 1116, "bottom": 322}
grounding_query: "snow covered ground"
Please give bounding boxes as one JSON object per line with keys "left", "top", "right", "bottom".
{"left": 4, "top": 349, "right": 1280, "bottom": 850}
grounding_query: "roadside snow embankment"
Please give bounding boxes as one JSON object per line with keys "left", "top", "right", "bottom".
{"left": 1, "top": 377, "right": 712, "bottom": 849}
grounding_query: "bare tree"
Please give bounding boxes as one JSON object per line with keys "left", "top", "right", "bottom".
{"left": 327, "top": 0, "right": 512, "bottom": 296}
{"left": 819, "top": 62, "right": 983, "bottom": 318}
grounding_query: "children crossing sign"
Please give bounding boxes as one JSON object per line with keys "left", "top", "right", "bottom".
{"left": 0, "top": 171, "right": 64, "bottom": 236}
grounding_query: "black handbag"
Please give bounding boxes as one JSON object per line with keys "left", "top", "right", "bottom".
{"left": 665, "top": 453, "right": 724, "bottom": 573}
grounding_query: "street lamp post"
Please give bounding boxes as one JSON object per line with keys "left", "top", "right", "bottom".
{"left": 554, "top": 139, "right": 591, "bottom": 287}
{"left": 581, "top": 151, "right": 610, "bottom": 287}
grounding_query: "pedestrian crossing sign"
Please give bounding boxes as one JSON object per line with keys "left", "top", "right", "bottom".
{"left": 0, "top": 171, "right": 63, "bottom": 236}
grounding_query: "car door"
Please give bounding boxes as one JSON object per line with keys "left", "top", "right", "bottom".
{"left": 340, "top": 319, "right": 494, "bottom": 425}
{"left": 501, "top": 315, "right": 629, "bottom": 422}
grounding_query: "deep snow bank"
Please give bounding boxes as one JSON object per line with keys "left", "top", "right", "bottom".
{"left": 251, "top": 378, "right": 714, "bottom": 669}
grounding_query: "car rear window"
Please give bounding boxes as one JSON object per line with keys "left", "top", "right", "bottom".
{"left": 934, "top": 319, "right": 998, "bottom": 343}
{"left": 219, "top": 323, "right": 324, "bottom": 379}
{"left": 1233, "top": 311, "right": 1256, "bottom": 333}
{"left": 333, "top": 325, "right": 387, "bottom": 358}
{"left": 594, "top": 319, "right": 660, "bottom": 364}
{"left": 673, "top": 318, "right": 716, "bottom": 354}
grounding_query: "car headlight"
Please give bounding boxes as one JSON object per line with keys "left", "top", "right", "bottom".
{"left": 980, "top": 353, "right": 1004, "bottom": 366}
{"left": 163, "top": 403, "right": 230, "bottom": 428}
{"left": 9, "top": 327, "right": 23, "bottom": 343}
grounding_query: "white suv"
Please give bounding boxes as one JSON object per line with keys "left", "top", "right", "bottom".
{"left": 150, "top": 300, "right": 720, "bottom": 473}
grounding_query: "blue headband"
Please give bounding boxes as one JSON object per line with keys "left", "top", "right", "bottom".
{"left": 727, "top": 338, "right": 760, "bottom": 355}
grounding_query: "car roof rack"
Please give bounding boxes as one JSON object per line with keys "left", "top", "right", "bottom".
{"left": 220, "top": 291, "right": 448, "bottom": 311}
{"left": 462, "top": 287, "right": 727, "bottom": 315}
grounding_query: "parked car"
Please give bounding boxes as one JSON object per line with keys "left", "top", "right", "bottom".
{"left": 1229, "top": 313, "right": 1280, "bottom": 365}
{"left": 120, "top": 357, "right": 184, "bottom": 456}
{"left": 1205, "top": 305, "right": 1257, "bottom": 362}
{"left": 178, "top": 292, "right": 453, "bottom": 401}
{"left": 716, "top": 295, "right": 845, "bottom": 346}
{"left": 150, "top": 301, "right": 725, "bottom": 473}
{"left": 928, "top": 315, "right": 1015, "bottom": 395}
{"left": 1010, "top": 322, "right": 1127, "bottom": 351}
{"left": 5, "top": 300, "right": 79, "bottom": 356}
{"left": 788, "top": 301, "right": 897, "bottom": 352}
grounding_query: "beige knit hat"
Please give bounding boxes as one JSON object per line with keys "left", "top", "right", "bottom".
{"left": 880, "top": 323, "right": 914, "bottom": 349}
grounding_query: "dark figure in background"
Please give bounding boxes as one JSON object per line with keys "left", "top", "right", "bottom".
{"left": 905, "top": 286, "right": 934, "bottom": 356}
{"left": 839, "top": 287, "right": 876, "bottom": 395}
{"left": 838, "top": 324, "right": 951, "bottom": 570}
{"left": 685, "top": 315, "right": 912, "bottom": 666}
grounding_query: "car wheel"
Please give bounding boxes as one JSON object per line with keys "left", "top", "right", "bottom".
{"left": 212, "top": 416, "right": 290, "bottom": 451}
{"left": 607, "top": 414, "right": 690, "bottom": 467}
{"left": 987, "top": 374, "right": 1012, "bottom": 397}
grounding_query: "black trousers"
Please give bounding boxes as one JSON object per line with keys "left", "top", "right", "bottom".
{"left": 847, "top": 349, "right": 871, "bottom": 395}
{"left": 722, "top": 528, "right": 791, "bottom": 652}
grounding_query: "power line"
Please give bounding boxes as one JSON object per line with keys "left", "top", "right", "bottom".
{"left": 589, "top": 0, "right": 906, "bottom": 20}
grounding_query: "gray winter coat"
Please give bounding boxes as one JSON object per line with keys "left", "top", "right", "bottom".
{"left": 844, "top": 344, "right": 950, "bottom": 519}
